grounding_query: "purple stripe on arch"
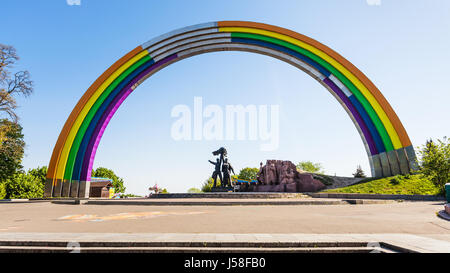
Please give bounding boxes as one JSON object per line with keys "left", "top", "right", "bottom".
{"left": 323, "top": 77, "right": 378, "bottom": 155}
{"left": 80, "top": 54, "right": 179, "bottom": 182}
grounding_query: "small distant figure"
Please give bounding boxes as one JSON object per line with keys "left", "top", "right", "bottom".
{"left": 148, "top": 184, "right": 160, "bottom": 196}
{"left": 209, "top": 158, "right": 223, "bottom": 188}
{"left": 257, "top": 162, "right": 264, "bottom": 184}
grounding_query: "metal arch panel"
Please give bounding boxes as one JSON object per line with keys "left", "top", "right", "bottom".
{"left": 150, "top": 33, "right": 230, "bottom": 59}
{"left": 396, "top": 147, "right": 411, "bottom": 175}
{"left": 405, "top": 145, "right": 418, "bottom": 171}
{"left": 141, "top": 22, "right": 218, "bottom": 50}
{"left": 147, "top": 28, "right": 221, "bottom": 54}
{"left": 329, "top": 74, "right": 352, "bottom": 97}
{"left": 153, "top": 38, "right": 233, "bottom": 62}
{"left": 371, "top": 154, "right": 383, "bottom": 178}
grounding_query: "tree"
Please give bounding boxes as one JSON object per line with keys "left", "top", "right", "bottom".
{"left": 3, "top": 172, "right": 43, "bottom": 199}
{"left": 28, "top": 166, "right": 48, "bottom": 191}
{"left": 91, "top": 167, "right": 126, "bottom": 193}
{"left": 0, "top": 44, "right": 33, "bottom": 122}
{"left": 0, "top": 167, "right": 47, "bottom": 200}
{"left": 201, "top": 177, "right": 220, "bottom": 192}
{"left": 418, "top": 137, "right": 449, "bottom": 194}
{"left": 187, "top": 187, "right": 202, "bottom": 193}
{"left": 238, "top": 167, "right": 259, "bottom": 181}
{"left": 0, "top": 119, "right": 25, "bottom": 182}
{"left": 296, "top": 161, "right": 324, "bottom": 174}
{"left": 353, "top": 165, "right": 367, "bottom": 178}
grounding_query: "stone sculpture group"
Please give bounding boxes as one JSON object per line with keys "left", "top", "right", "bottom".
{"left": 255, "top": 160, "right": 326, "bottom": 192}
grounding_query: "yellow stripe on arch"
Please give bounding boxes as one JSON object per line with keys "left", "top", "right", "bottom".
{"left": 54, "top": 50, "right": 149, "bottom": 180}
{"left": 219, "top": 26, "right": 403, "bottom": 150}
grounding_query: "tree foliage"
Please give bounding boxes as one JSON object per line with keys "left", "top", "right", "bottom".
{"left": 201, "top": 177, "right": 220, "bottom": 192}
{"left": 0, "top": 44, "right": 33, "bottom": 122}
{"left": 353, "top": 165, "right": 367, "bottom": 178}
{"left": 0, "top": 166, "right": 47, "bottom": 199}
{"left": 0, "top": 119, "right": 24, "bottom": 182}
{"left": 238, "top": 167, "right": 259, "bottom": 181}
{"left": 0, "top": 183, "right": 5, "bottom": 199}
{"left": 28, "top": 166, "right": 47, "bottom": 189}
{"left": 296, "top": 161, "right": 324, "bottom": 174}
{"left": 417, "top": 137, "right": 449, "bottom": 193}
{"left": 187, "top": 187, "right": 202, "bottom": 193}
{"left": 91, "top": 167, "right": 126, "bottom": 193}
{"left": 2, "top": 172, "right": 43, "bottom": 199}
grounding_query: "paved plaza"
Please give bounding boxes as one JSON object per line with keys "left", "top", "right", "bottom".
{"left": 0, "top": 200, "right": 448, "bottom": 234}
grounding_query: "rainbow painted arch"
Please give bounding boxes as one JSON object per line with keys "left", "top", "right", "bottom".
{"left": 44, "top": 21, "right": 417, "bottom": 198}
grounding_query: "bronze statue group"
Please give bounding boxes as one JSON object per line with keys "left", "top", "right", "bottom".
{"left": 209, "top": 147, "right": 235, "bottom": 188}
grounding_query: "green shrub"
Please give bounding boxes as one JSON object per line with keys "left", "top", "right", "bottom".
{"left": 3, "top": 173, "right": 44, "bottom": 199}
{"left": 28, "top": 166, "right": 47, "bottom": 190}
{"left": 201, "top": 178, "right": 220, "bottom": 192}
{"left": 324, "top": 174, "right": 441, "bottom": 195}
{"left": 390, "top": 177, "right": 400, "bottom": 185}
{"left": 297, "top": 161, "right": 324, "bottom": 174}
{"left": 417, "top": 137, "right": 449, "bottom": 194}
{"left": 0, "top": 183, "right": 6, "bottom": 199}
{"left": 187, "top": 187, "right": 202, "bottom": 193}
{"left": 238, "top": 167, "right": 259, "bottom": 181}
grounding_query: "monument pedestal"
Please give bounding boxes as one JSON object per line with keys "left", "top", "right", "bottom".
{"left": 211, "top": 187, "right": 234, "bottom": 193}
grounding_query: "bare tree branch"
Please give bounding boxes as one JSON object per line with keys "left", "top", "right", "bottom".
{"left": 0, "top": 44, "right": 33, "bottom": 122}
{"left": 0, "top": 44, "right": 19, "bottom": 83}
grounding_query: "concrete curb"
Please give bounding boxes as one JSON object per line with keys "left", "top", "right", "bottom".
{"left": 85, "top": 200, "right": 349, "bottom": 206}
{"left": 149, "top": 193, "right": 308, "bottom": 199}
{"left": 0, "top": 233, "right": 448, "bottom": 252}
{"left": 308, "top": 193, "right": 445, "bottom": 201}
{"left": 0, "top": 199, "right": 50, "bottom": 204}
{"left": 82, "top": 199, "right": 397, "bottom": 206}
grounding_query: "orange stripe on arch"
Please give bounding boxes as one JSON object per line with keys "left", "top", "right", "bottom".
{"left": 47, "top": 46, "right": 144, "bottom": 182}
{"left": 218, "top": 21, "right": 412, "bottom": 147}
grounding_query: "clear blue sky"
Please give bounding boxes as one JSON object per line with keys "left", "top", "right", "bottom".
{"left": 2, "top": 0, "right": 449, "bottom": 194}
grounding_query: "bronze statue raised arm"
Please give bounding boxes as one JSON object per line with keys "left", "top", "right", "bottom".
{"left": 209, "top": 158, "right": 223, "bottom": 188}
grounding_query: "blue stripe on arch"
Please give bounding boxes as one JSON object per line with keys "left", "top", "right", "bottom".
{"left": 231, "top": 37, "right": 331, "bottom": 77}
{"left": 349, "top": 95, "right": 385, "bottom": 153}
{"left": 71, "top": 58, "right": 155, "bottom": 181}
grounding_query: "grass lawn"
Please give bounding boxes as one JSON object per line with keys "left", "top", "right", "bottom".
{"left": 322, "top": 174, "right": 442, "bottom": 195}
